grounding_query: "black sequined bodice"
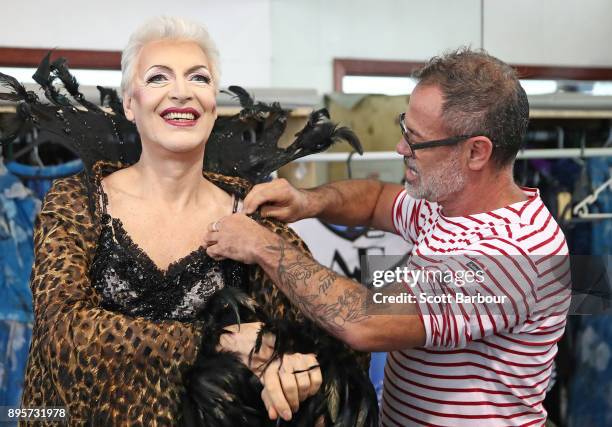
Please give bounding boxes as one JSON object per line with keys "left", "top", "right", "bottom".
{"left": 89, "top": 185, "right": 247, "bottom": 322}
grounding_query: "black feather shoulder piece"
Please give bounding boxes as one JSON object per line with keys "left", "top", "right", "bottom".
{"left": 0, "top": 53, "right": 140, "bottom": 171}
{"left": 0, "top": 55, "right": 362, "bottom": 185}
{"left": 205, "top": 86, "right": 362, "bottom": 183}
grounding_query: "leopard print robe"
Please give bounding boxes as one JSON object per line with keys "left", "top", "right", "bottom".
{"left": 20, "top": 161, "right": 368, "bottom": 426}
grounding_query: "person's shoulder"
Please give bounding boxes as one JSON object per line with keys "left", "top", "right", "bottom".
{"left": 40, "top": 169, "right": 97, "bottom": 227}
{"left": 259, "top": 215, "right": 310, "bottom": 253}
{"left": 466, "top": 220, "right": 567, "bottom": 258}
{"left": 44, "top": 171, "right": 88, "bottom": 204}
{"left": 394, "top": 191, "right": 439, "bottom": 218}
{"left": 203, "top": 171, "right": 253, "bottom": 198}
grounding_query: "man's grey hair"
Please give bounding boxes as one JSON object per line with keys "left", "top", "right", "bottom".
{"left": 413, "top": 47, "right": 529, "bottom": 167}
{"left": 121, "top": 16, "right": 220, "bottom": 95}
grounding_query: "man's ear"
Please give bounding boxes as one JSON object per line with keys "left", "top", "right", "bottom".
{"left": 122, "top": 92, "right": 135, "bottom": 122}
{"left": 466, "top": 136, "right": 494, "bottom": 171}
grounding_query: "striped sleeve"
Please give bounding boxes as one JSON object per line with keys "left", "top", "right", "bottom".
{"left": 391, "top": 190, "right": 432, "bottom": 245}
{"left": 407, "top": 235, "right": 570, "bottom": 350}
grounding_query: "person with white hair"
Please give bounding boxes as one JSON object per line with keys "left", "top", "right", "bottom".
{"left": 20, "top": 16, "right": 333, "bottom": 425}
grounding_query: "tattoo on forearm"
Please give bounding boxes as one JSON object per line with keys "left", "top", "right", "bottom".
{"left": 265, "top": 238, "right": 369, "bottom": 334}
{"left": 318, "top": 271, "right": 336, "bottom": 295}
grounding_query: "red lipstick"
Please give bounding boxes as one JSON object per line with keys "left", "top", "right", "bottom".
{"left": 160, "top": 107, "right": 201, "bottom": 127}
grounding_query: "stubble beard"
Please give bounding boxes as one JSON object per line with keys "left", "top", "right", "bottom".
{"left": 404, "top": 152, "right": 466, "bottom": 202}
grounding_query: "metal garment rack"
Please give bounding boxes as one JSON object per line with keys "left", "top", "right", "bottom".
{"left": 293, "top": 148, "right": 612, "bottom": 163}
{"left": 292, "top": 147, "right": 612, "bottom": 220}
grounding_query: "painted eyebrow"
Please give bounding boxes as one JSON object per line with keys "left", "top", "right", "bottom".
{"left": 145, "top": 64, "right": 210, "bottom": 75}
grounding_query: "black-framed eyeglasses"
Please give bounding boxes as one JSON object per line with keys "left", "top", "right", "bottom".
{"left": 398, "top": 112, "right": 478, "bottom": 154}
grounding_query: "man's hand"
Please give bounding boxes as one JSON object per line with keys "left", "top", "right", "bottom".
{"left": 243, "top": 178, "right": 315, "bottom": 223}
{"left": 260, "top": 353, "right": 322, "bottom": 421}
{"left": 204, "top": 213, "right": 277, "bottom": 263}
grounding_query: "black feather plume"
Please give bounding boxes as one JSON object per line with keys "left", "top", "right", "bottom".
{"left": 224, "top": 85, "right": 255, "bottom": 109}
{"left": 51, "top": 57, "right": 100, "bottom": 111}
{"left": 32, "top": 52, "right": 71, "bottom": 107}
{"left": 97, "top": 85, "right": 124, "bottom": 114}
{"left": 0, "top": 72, "right": 37, "bottom": 103}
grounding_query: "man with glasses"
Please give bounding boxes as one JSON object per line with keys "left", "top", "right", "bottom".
{"left": 205, "top": 48, "right": 569, "bottom": 426}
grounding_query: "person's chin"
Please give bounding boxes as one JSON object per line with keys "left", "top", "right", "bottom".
{"left": 404, "top": 181, "right": 423, "bottom": 199}
{"left": 157, "top": 140, "right": 204, "bottom": 155}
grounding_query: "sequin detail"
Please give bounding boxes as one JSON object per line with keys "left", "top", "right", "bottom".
{"left": 88, "top": 177, "right": 246, "bottom": 321}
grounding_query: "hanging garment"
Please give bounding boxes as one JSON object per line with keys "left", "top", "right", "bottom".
{"left": 5, "top": 159, "right": 83, "bottom": 201}
{"left": 589, "top": 157, "right": 612, "bottom": 255}
{"left": 567, "top": 157, "right": 612, "bottom": 427}
{"left": 0, "top": 159, "right": 39, "bottom": 406}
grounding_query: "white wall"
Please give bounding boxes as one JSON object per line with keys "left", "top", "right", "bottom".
{"left": 1, "top": 0, "right": 612, "bottom": 94}
{"left": 0, "top": 0, "right": 272, "bottom": 88}
{"left": 270, "top": 0, "right": 612, "bottom": 94}
{"left": 270, "top": 0, "right": 481, "bottom": 92}
{"left": 483, "top": 0, "right": 612, "bottom": 67}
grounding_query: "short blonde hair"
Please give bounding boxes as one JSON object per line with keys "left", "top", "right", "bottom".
{"left": 121, "top": 16, "right": 220, "bottom": 94}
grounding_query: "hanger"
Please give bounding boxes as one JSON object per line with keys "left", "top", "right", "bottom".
{"left": 573, "top": 167, "right": 612, "bottom": 219}
{"left": 346, "top": 150, "right": 358, "bottom": 179}
{"left": 9, "top": 128, "right": 45, "bottom": 165}
{"left": 604, "top": 122, "right": 612, "bottom": 148}
{"left": 571, "top": 127, "right": 612, "bottom": 219}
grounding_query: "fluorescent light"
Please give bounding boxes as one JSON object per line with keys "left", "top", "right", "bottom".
{"left": 0, "top": 67, "right": 121, "bottom": 88}
{"left": 343, "top": 75, "right": 561, "bottom": 96}
{"left": 519, "top": 80, "right": 558, "bottom": 95}
{"left": 591, "top": 82, "right": 612, "bottom": 96}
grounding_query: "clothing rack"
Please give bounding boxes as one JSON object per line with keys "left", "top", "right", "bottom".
{"left": 293, "top": 148, "right": 612, "bottom": 163}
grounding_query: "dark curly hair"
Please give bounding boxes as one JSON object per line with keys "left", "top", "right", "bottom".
{"left": 413, "top": 47, "right": 529, "bottom": 167}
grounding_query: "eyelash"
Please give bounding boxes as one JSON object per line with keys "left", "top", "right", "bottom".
{"left": 190, "top": 74, "right": 211, "bottom": 84}
{"left": 145, "top": 73, "right": 211, "bottom": 84}
{"left": 146, "top": 74, "right": 168, "bottom": 84}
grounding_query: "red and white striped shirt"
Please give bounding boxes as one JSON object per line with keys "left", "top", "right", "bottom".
{"left": 384, "top": 187, "right": 570, "bottom": 427}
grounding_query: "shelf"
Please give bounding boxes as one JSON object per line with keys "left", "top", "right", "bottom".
{"left": 530, "top": 109, "right": 612, "bottom": 119}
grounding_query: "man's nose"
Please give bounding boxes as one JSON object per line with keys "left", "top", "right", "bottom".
{"left": 396, "top": 138, "right": 413, "bottom": 158}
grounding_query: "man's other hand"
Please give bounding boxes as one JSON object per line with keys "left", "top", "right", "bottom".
{"left": 243, "top": 178, "right": 314, "bottom": 223}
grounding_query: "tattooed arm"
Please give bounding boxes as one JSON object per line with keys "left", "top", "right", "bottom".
{"left": 266, "top": 236, "right": 366, "bottom": 335}
{"left": 242, "top": 178, "right": 404, "bottom": 232}
{"left": 205, "top": 214, "right": 425, "bottom": 351}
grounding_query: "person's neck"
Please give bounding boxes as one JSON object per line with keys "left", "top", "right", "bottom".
{"left": 130, "top": 146, "right": 215, "bottom": 212}
{"left": 438, "top": 169, "right": 528, "bottom": 218}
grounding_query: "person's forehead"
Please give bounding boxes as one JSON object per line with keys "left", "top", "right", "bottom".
{"left": 137, "top": 40, "right": 209, "bottom": 70}
{"left": 405, "top": 84, "right": 445, "bottom": 136}
{"left": 408, "top": 84, "right": 444, "bottom": 117}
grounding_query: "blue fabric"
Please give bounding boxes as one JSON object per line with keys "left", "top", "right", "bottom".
{"left": 0, "top": 163, "right": 39, "bottom": 322}
{"left": 5, "top": 160, "right": 82, "bottom": 201}
{"left": 0, "top": 321, "right": 32, "bottom": 408}
{"left": 589, "top": 157, "right": 612, "bottom": 255}
{"left": 369, "top": 352, "right": 387, "bottom": 406}
{"left": 0, "top": 161, "right": 40, "bottom": 407}
{"left": 567, "top": 158, "right": 612, "bottom": 427}
{"left": 568, "top": 316, "right": 612, "bottom": 427}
